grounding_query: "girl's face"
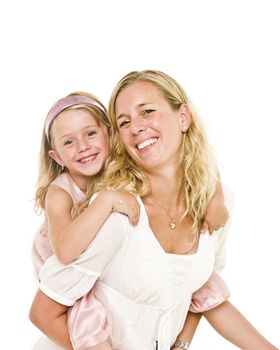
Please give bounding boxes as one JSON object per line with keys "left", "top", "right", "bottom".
{"left": 115, "top": 81, "right": 190, "bottom": 174}
{"left": 49, "top": 109, "right": 110, "bottom": 189}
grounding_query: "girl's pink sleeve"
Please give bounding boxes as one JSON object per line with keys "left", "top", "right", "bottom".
{"left": 67, "top": 289, "right": 110, "bottom": 349}
{"left": 189, "top": 271, "right": 230, "bottom": 313}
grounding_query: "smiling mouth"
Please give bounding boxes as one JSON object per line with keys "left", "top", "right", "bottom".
{"left": 136, "top": 138, "right": 158, "bottom": 150}
{"left": 78, "top": 154, "right": 97, "bottom": 164}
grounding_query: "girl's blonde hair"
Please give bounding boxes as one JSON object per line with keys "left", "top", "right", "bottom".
{"left": 83, "top": 70, "right": 219, "bottom": 234}
{"left": 35, "top": 92, "right": 110, "bottom": 213}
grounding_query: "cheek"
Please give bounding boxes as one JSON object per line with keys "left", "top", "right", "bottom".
{"left": 60, "top": 149, "right": 74, "bottom": 161}
{"left": 103, "top": 143, "right": 110, "bottom": 158}
{"left": 150, "top": 118, "right": 161, "bottom": 128}
{"left": 55, "top": 151, "right": 71, "bottom": 166}
{"left": 98, "top": 136, "right": 110, "bottom": 156}
{"left": 119, "top": 129, "right": 131, "bottom": 145}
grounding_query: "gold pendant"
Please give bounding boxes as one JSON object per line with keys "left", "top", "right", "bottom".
{"left": 170, "top": 219, "right": 176, "bottom": 230}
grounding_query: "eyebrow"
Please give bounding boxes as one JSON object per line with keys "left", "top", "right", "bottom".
{"left": 117, "top": 102, "right": 153, "bottom": 120}
{"left": 59, "top": 124, "right": 98, "bottom": 139}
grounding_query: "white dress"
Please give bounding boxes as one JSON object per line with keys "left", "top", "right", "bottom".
{"left": 38, "top": 189, "right": 233, "bottom": 350}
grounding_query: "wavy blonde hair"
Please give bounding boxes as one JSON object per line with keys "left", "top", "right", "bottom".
{"left": 82, "top": 70, "right": 219, "bottom": 234}
{"left": 35, "top": 91, "right": 110, "bottom": 213}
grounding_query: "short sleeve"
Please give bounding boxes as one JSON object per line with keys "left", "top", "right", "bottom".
{"left": 190, "top": 185, "right": 234, "bottom": 313}
{"left": 39, "top": 212, "right": 128, "bottom": 306}
{"left": 214, "top": 184, "right": 234, "bottom": 273}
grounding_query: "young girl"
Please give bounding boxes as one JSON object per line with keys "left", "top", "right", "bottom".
{"left": 31, "top": 92, "right": 229, "bottom": 350}
{"left": 32, "top": 92, "right": 142, "bottom": 350}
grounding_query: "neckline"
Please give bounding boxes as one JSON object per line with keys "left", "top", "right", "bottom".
{"left": 137, "top": 196, "right": 206, "bottom": 257}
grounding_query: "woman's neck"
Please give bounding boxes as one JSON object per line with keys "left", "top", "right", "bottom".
{"left": 146, "top": 170, "right": 184, "bottom": 209}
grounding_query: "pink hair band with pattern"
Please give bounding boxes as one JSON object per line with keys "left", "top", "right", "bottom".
{"left": 45, "top": 95, "right": 106, "bottom": 143}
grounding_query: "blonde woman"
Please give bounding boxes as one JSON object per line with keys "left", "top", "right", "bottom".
{"left": 30, "top": 70, "right": 277, "bottom": 349}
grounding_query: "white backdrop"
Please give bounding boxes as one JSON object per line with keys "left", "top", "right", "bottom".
{"left": 0, "top": 0, "right": 279, "bottom": 348}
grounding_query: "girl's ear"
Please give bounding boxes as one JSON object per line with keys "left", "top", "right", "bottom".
{"left": 48, "top": 150, "right": 64, "bottom": 167}
{"left": 179, "top": 103, "right": 191, "bottom": 132}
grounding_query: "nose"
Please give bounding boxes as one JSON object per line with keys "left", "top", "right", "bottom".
{"left": 77, "top": 138, "right": 90, "bottom": 152}
{"left": 130, "top": 116, "right": 146, "bottom": 135}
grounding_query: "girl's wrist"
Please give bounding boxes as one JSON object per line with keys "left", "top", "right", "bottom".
{"left": 98, "top": 190, "right": 117, "bottom": 212}
{"left": 103, "top": 190, "right": 124, "bottom": 213}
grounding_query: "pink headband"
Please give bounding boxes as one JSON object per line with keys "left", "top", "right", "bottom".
{"left": 45, "top": 95, "right": 106, "bottom": 143}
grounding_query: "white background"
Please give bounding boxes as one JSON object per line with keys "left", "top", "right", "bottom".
{"left": 0, "top": 0, "right": 279, "bottom": 348}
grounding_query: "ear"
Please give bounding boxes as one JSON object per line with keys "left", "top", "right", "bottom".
{"left": 179, "top": 103, "right": 191, "bottom": 132}
{"left": 48, "top": 150, "right": 64, "bottom": 167}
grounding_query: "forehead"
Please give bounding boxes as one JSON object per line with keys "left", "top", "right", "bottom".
{"left": 51, "top": 109, "right": 99, "bottom": 133}
{"left": 55, "top": 109, "right": 98, "bottom": 125}
{"left": 116, "top": 81, "right": 164, "bottom": 110}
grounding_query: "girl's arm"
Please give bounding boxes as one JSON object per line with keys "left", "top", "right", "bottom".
{"left": 171, "top": 311, "right": 202, "bottom": 349}
{"left": 47, "top": 186, "right": 139, "bottom": 264}
{"left": 201, "top": 181, "right": 229, "bottom": 234}
{"left": 31, "top": 212, "right": 126, "bottom": 350}
{"left": 29, "top": 289, "right": 73, "bottom": 350}
{"left": 203, "top": 300, "right": 279, "bottom": 350}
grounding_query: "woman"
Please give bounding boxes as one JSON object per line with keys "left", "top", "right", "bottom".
{"left": 30, "top": 70, "right": 278, "bottom": 350}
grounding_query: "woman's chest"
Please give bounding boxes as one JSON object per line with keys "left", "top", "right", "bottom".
{"left": 146, "top": 204, "right": 197, "bottom": 255}
{"left": 102, "top": 227, "right": 217, "bottom": 306}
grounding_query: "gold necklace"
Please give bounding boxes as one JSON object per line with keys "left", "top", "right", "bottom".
{"left": 149, "top": 197, "right": 176, "bottom": 230}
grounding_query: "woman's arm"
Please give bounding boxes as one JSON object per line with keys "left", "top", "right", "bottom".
{"left": 203, "top": 300, "right": 279, "bottom": 350}
{"left": 29, "top": 289, "right": 73, "bottom": 350}
{"left": 171, "top": 301, "right": 279, "bottom": 350}
{"left": 171, "top": 271, "right": 230, "bottom": 349}
{"left": 47, "top": 186, "right": 139, "bottom": 264}
{"left": 171, "top": 311, "right": 202, "bottom": 349}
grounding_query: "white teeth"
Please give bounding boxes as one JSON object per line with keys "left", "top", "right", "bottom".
{"left": 79, "top": 155, "right": 95, "bottom": 163}
{"left": 137, "top": 138, "right": 157, "bottom": 150}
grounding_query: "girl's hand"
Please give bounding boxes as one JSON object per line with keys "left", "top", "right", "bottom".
{"left": 110, "top": 190, "right": 140, "bottom": 226}
{"left": 201, "top": 184, "right": 229, "bottom": 234}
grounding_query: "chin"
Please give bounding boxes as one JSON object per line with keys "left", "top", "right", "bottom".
{"left": 87, "top": 165, "right": 104, "bottom": 176}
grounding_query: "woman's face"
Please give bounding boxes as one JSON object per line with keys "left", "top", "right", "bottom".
{"left": 115, "top": 81, "right": 190, "bottom": 173}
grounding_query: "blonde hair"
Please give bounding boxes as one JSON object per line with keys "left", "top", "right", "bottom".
{"left": 82, "top": 70, "right": 219, "bottom": 234}
{"left": 35, "top": 92, "right": 110, "bottom": 213}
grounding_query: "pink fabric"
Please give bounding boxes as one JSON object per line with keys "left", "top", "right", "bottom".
{"left": 51, "top": 173, "right": 85, "bottom": 204}
{"left": 32, "top": 221, "right": 53, "bottom": 279}
{"left": 189, "top": 271, "right": 230, "bottom": 313}
{"left": 68, "top": 289, "right": 110, "bottom": 350}
{"left": 32, "top": 173, "right": 110, "bottom": 349}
